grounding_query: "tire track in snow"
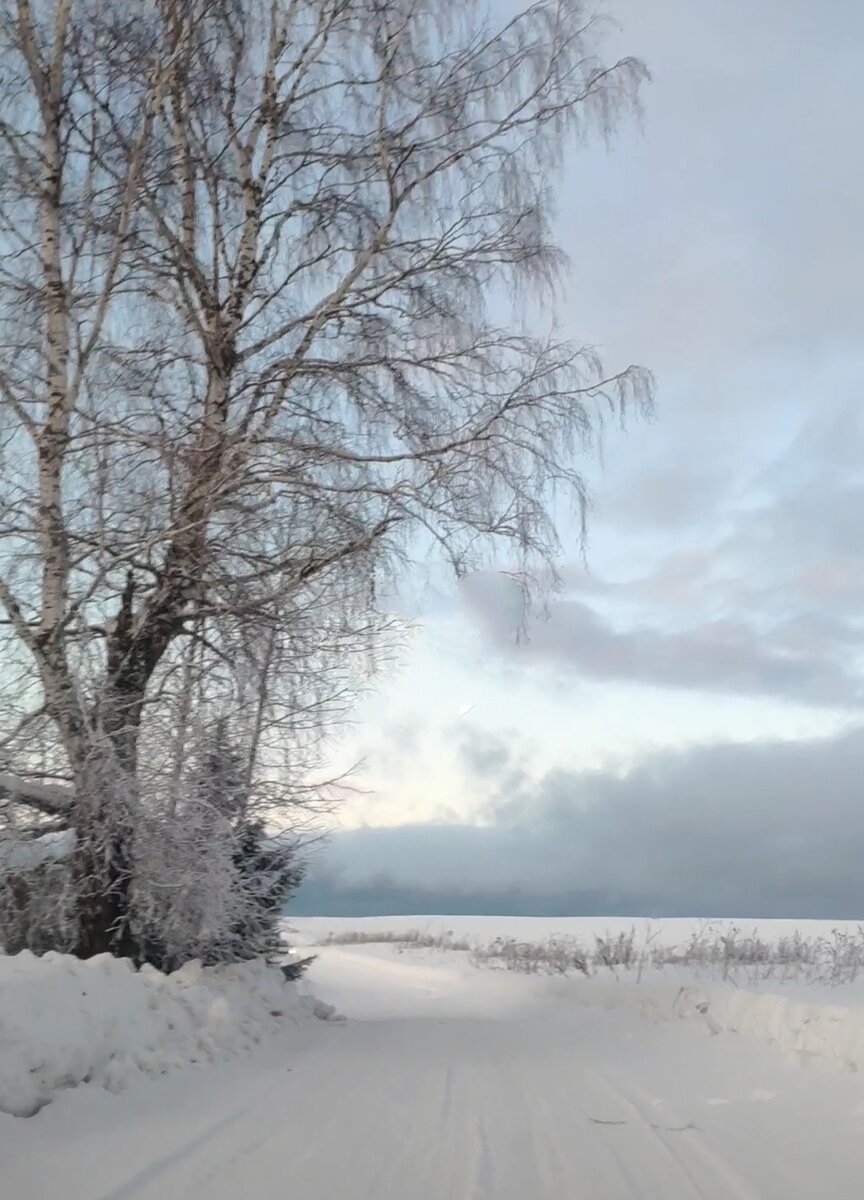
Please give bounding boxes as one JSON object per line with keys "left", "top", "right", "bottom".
{"left": 470, "top": 1114, "right": 495, "bottom": 1199}
{"left": 582, "top": 1062, "right": 763, "bottom": 1200}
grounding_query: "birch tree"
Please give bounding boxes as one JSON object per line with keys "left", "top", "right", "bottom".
{"left": 0, "top": 0, "right": 651, "bottom": 958}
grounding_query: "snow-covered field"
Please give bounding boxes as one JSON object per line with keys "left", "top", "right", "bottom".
{"left": 291, "top": 913, "right": 864, "bottom": 993}
{"left": 4, "top": 916, "right": 864, "bottom": 1197}
{"left": 289, "top": 912, "right": 864, "bottom": 957}
{"left": 292, "top": 913, "right": 859, "bottom": 940}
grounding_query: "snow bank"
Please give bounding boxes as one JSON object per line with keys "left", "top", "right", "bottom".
{"left": 673, "top": 983, "right": 864, "bottom": 1073}
{"left": 548, "top": 973, "right": 864, "bottom": 1075}
{"left": 0, "top": 950, "right": 328, "bottom": 1117}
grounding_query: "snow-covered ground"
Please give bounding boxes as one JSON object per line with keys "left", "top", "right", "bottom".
{"left": 4, "top": 918, "right": 864, "bottom": 1197}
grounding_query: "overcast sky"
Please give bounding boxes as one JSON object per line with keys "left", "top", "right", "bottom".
{"left": 294, "top": 0, "right": 864, "bottom": 919}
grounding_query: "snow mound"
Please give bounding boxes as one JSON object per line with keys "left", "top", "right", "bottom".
{"left": 0, "top": 950, "right": 323, "bottom": 1117}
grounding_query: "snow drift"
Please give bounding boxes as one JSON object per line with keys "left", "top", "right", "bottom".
{"left": 0, "top": 950, "right": 330, "bottom": 1117}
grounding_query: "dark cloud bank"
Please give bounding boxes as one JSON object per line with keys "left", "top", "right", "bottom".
{"left": 294, "top": 724, "right": 864, "bottom": 919}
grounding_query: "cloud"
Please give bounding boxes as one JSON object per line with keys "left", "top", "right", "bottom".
{"left": 294, "top": 724, "right": 864, "bottom": 919}
{"left": 454, "top": 383, "right": 864, "bottom": 711}
{"left": 562, "top": 0, "right": 864, "bottom": 372}
{"left": 460, "top": 590, "right": 862, "bottom": 709}
{"left": 402, "top": 1, "right": 864, "bottom": 723}
{"left": 457, "top": 730, "right": 513, "bottom": 778}
{"left": 518, "top": 0, "right": 864, "bottom": 716}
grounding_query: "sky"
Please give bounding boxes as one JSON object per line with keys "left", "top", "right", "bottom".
{"left": 293, "top": 0, "right": 864, "bottom": 918}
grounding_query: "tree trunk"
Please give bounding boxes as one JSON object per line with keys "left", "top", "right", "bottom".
{"left": 71, "top": 754, "right": 138, "bottom": 959}
{"left": 71, "top": 592, "right": 180, "bottom": 958}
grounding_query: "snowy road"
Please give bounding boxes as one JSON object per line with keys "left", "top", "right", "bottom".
{"left": 5, "top": 946, "right": 864, "bottom": 1199}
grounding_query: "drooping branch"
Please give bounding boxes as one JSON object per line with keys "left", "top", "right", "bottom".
{"left": 0, "top": 772, "right": 73, "bottom": 817}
